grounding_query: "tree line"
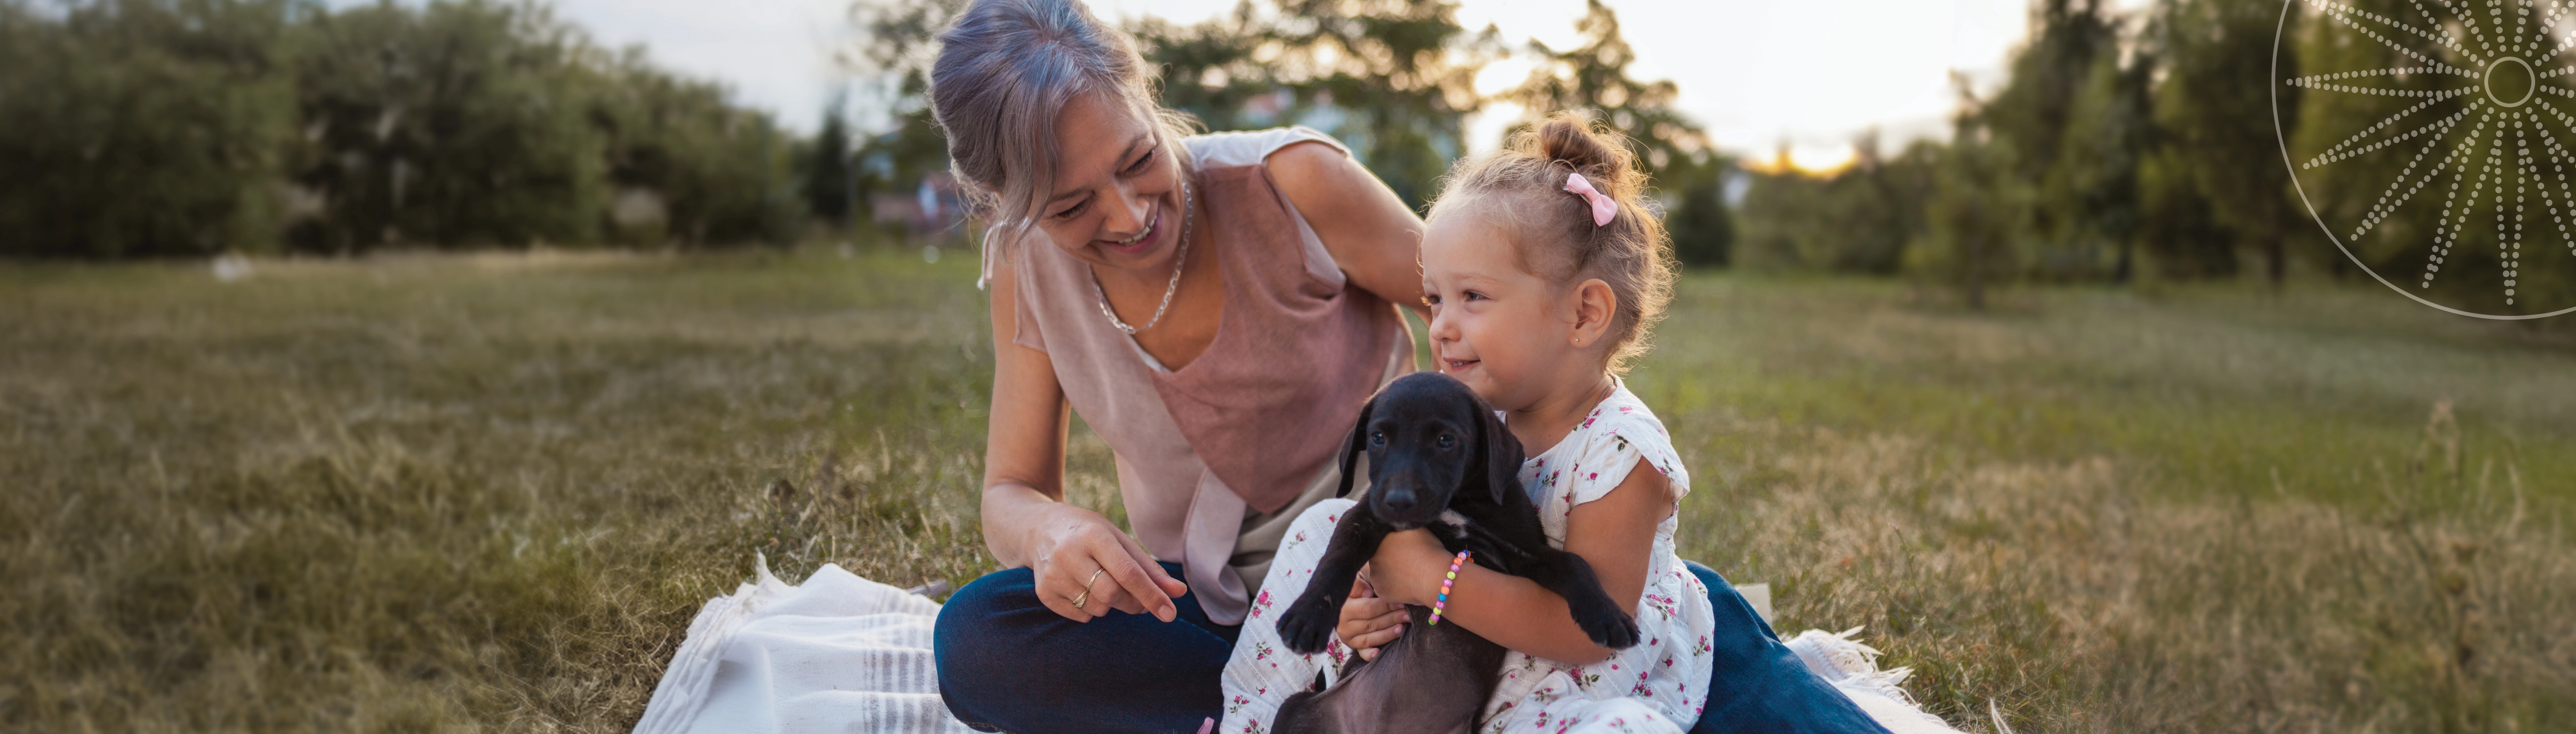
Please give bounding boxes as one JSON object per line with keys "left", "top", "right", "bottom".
{"left": 835, "top": 0, "right": 2344, "bottom": 306}
{"left": 0, "top": 0, "right": 801, "bottom": 258}
{"left": 1740, "top": 0, "right": 2311, "bottom": 308}
{"left": 2, "top": 0, "right": 2393, "bottom": 307}
{"left": 825, "top": 0, "right": 1736, "bottom": 265}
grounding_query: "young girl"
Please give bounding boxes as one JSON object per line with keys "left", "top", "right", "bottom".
{"left": 1220, "top": 114, "right": 1711, "bottom": 734}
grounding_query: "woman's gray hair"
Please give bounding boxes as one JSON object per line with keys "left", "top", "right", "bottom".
{"left": 930, "top": 0, "right": 1199, "bottom": 287}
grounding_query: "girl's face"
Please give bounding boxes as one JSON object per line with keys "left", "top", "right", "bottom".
{"left": 1033, "top": 93, "right": 1185, "bottom": 273}
{"left": 1419, "top": 208, "right": 1585, "bottom": 413}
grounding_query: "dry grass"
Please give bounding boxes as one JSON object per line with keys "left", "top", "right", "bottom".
{"left": 1, "top": 249, "right": 2570, "bottom": 732}
{"left": 1684, "top": 423, "right": 2576, "bottom": 732}
{"left": 1655, "top": 277, "right": 2576, "bottom": 732}
{"left": 0, "top": 250, "right": 996, "bottom": 732}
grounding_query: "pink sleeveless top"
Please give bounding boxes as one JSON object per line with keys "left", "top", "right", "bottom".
{"left": 1006, "top": 127, "right": 1412, "bottom": 623}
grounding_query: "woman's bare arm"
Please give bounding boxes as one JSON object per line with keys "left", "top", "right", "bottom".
{"left": 979, "top": 257, "right": 1070, "bottom": 567}
{"left": 1370, "top": 458, "right": 1672, "bottom": 664}
{"left": 1266, "top": 141, "right": 1430, "bottom": 318}
{"left": 980, "top": 260, "right": 1188, "bottom": 621}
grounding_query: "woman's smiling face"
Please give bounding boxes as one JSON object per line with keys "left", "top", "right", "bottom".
{"left": 1033, "top": 92, "right": 1185, "bottom": 273}
{"left": 1419, "top": 207, "right": 1574, "bottom": 412}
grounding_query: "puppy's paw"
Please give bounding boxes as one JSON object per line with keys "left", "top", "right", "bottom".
{"left": 1572, "top": 601, "right": 1642, "bottom": 649}
{"left": 1274, "top": 593, "right": 1342, "bottom": 655}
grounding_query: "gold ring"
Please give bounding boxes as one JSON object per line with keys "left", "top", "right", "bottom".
{"left": 1071, "top": 568, "right": 1106, "bottom": 609}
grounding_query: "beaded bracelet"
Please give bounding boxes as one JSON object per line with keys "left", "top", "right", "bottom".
{"left": 1428, "top": 549, "right": 1471, "bottom": 625}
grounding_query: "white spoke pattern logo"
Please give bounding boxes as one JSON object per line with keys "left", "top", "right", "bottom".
{"left": 2276, "top": 0, "right": 2576, "bottom": 318}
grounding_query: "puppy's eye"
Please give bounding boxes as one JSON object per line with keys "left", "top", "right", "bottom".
{"left": 1436, "top": 434, "right": 1455, "bottom": 449}
{"left": 1370, "top": 431, "right": 1386, "bottom": 447}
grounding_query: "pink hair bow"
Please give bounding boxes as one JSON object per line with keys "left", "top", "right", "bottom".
{"left": 1563, "top": 173, "right": 1616, "bottom": 227}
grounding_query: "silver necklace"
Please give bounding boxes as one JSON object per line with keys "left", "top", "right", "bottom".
{"left": 1090, "top": 182, "right": 1194, "bottom": 335}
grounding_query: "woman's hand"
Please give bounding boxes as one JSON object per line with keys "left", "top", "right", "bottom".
{"left": 1022, "top": 501, "right": 1189, "bottom": 623}
{"left": 1334, "top": 572, "right": 1409, "bottom": 662}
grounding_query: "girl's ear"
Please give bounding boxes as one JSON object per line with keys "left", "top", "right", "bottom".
{"left": 1570, "top": 278, "right": 1618, "bottom": 347}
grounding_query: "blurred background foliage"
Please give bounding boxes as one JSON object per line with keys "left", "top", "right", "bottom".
{"left": 833, "top": 0, "right": 2301, "bottom": 292}
{"left": 0, "top": 0, "right": 2523, "bottom": 313}
{"left": 0, "top": 0, "right": 801, "bottom": 256}
{"left": 1740, "top": 0, "right": 2309, "bottom": 307}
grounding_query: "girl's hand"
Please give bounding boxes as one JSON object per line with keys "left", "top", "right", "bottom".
{"left": 1366, "top": 527, "right": 1453, "bottom": 606}
{"left": 1026, "top": 503, "right": 1189, "bottom": 623}
{"left": 1335, "top": 571, "right": 1410, "bottom": 662}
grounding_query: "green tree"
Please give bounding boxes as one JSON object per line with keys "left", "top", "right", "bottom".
{"left": 1494, "top": 0, "right": 1729, "bottom": 266}
{"left": 286, "top": 0, "right": 798, "bottom": 252}
{"left": 1735, "top": 134, "right": 1937, "bottom": 274}
{"left": 288, "top": 0, "right": 607, "bottom": 250}
{"left": 2053, "top": 43, "right": 2154, "bottom": 282}
{"left": 1137, "top": 0, "right": 1499, "bottom": 208}
{"left": 803, "top": 91, "right": 858, "bottom": 228}
{"left": 1662, "top": 157, "right": 1736, "bottom": 268}
{"left": 0, "top": 0, "right": 809, "bottom": 257}
{"left": 591, "top": 48, "right": 803, "bottom": 246}
{"left": 1915, "top": 119, "right": 2029, "bottom": 310}
{"left": 1499, "top": 0, "right": 1696, "bottom": 173}
{"left": 0, "top": 0, "right": 299, "bottom": 257}
{"left": 2157, "top": 0, "right": 2305, "bottom": 285}
{"left": 1977, "top": 0, "right": 2128, "bottom": 281}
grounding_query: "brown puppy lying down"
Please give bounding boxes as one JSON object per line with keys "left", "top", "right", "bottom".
{"left": 1270, "top": 372, "right": 1639, "bottom": 733}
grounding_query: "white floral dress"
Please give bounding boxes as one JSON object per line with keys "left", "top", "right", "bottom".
{"left": 1219, "top": 380, "right": 1715, "bottom": 734}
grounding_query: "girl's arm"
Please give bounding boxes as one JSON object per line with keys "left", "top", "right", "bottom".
{"left": 981, "top": 260, "right": 1189, "bottom": 623}
{"left": 1265, "top": 141, "right": 1431, "bottom": 319}
{"left": 1371, "top": 457, "right": 1673, "bottom": 664}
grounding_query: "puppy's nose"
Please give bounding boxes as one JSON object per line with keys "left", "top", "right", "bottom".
{"left": 1382, "top": 492, "right": 1416, "bottom": 513}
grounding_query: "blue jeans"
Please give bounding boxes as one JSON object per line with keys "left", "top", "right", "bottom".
{"left": 1680, "top": 562, "right": 1893, "bottom": 734}
{"left": 933, "top": 561, "right": 1891, "bottom": 734}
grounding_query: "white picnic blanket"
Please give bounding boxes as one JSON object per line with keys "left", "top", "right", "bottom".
{"left": 633, "top": 555, "right": 976, "bottom": 734}
{"left": 632, "top": 558, "right": 1962, "bottom": 734}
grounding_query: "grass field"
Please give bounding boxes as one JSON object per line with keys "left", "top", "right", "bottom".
{"left": 3, "top": 247, "right": 2571, "bottom": 732}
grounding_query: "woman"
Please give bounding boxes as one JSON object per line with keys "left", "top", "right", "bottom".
{"left": 927, "top": 2, "right": 1897, "bottom": 733}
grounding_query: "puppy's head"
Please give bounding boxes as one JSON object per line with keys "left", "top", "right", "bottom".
{"left": 1334, "top": 372, "right": 1525, "bottom": 529}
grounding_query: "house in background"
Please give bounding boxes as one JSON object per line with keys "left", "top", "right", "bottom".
{"left": 869, "top": 172, "right": 967, "bottom": 242}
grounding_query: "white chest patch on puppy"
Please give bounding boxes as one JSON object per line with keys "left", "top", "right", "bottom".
{"left": 1438, "top": 510, "right": 1469, "bottom": 528}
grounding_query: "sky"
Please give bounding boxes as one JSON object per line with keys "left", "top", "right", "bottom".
{"left": 392, "top": 0, "right": 2158, "bottom": 171}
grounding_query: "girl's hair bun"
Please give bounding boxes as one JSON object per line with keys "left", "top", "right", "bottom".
{"left": 1533, "top": 113, "right": 1641, "bottom": 201}
{"left": 1536, "top": 115, "right": 1620, "bottom": 174}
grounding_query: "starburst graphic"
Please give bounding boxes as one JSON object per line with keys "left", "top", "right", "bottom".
{"left": 2275, "top": 0, "right": 2576, "bottom": 318}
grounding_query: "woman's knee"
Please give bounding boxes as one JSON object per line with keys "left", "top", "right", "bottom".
{"left": 934, "top": 568, "right": 1045, "bottom": 728}
{"left": 934, "top": 569, "right": 1037, "bottom": 668}
{"left": 939, "top": 567, "right": 1036, "bottom": 621}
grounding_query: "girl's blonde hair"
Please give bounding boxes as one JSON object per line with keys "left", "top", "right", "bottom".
{"left": 1429, "top": 112, "right": 1677, "bottom": 374}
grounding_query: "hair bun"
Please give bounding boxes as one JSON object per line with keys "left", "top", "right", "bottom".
{"left": 1533, "top": 113, "right": 1636, "bottom": 196}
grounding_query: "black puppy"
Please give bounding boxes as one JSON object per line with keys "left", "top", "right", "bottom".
{"left": 1271, "top": 372, "right": 1639, "bottom": 733}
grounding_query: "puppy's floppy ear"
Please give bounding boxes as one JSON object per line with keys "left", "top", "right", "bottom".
{"left": 1476, "top": 398, "right": 1526, "bottom": 505}
{"left": 1334, "top": 395, "right": 1378, "bottom": 499}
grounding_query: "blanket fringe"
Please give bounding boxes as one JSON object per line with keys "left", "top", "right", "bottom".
{"left": 1783, "top": 626, "right": 1960, "bottom": 732}
{"left": 1785, "top": 626, "right": 1917, "bottom": 705}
